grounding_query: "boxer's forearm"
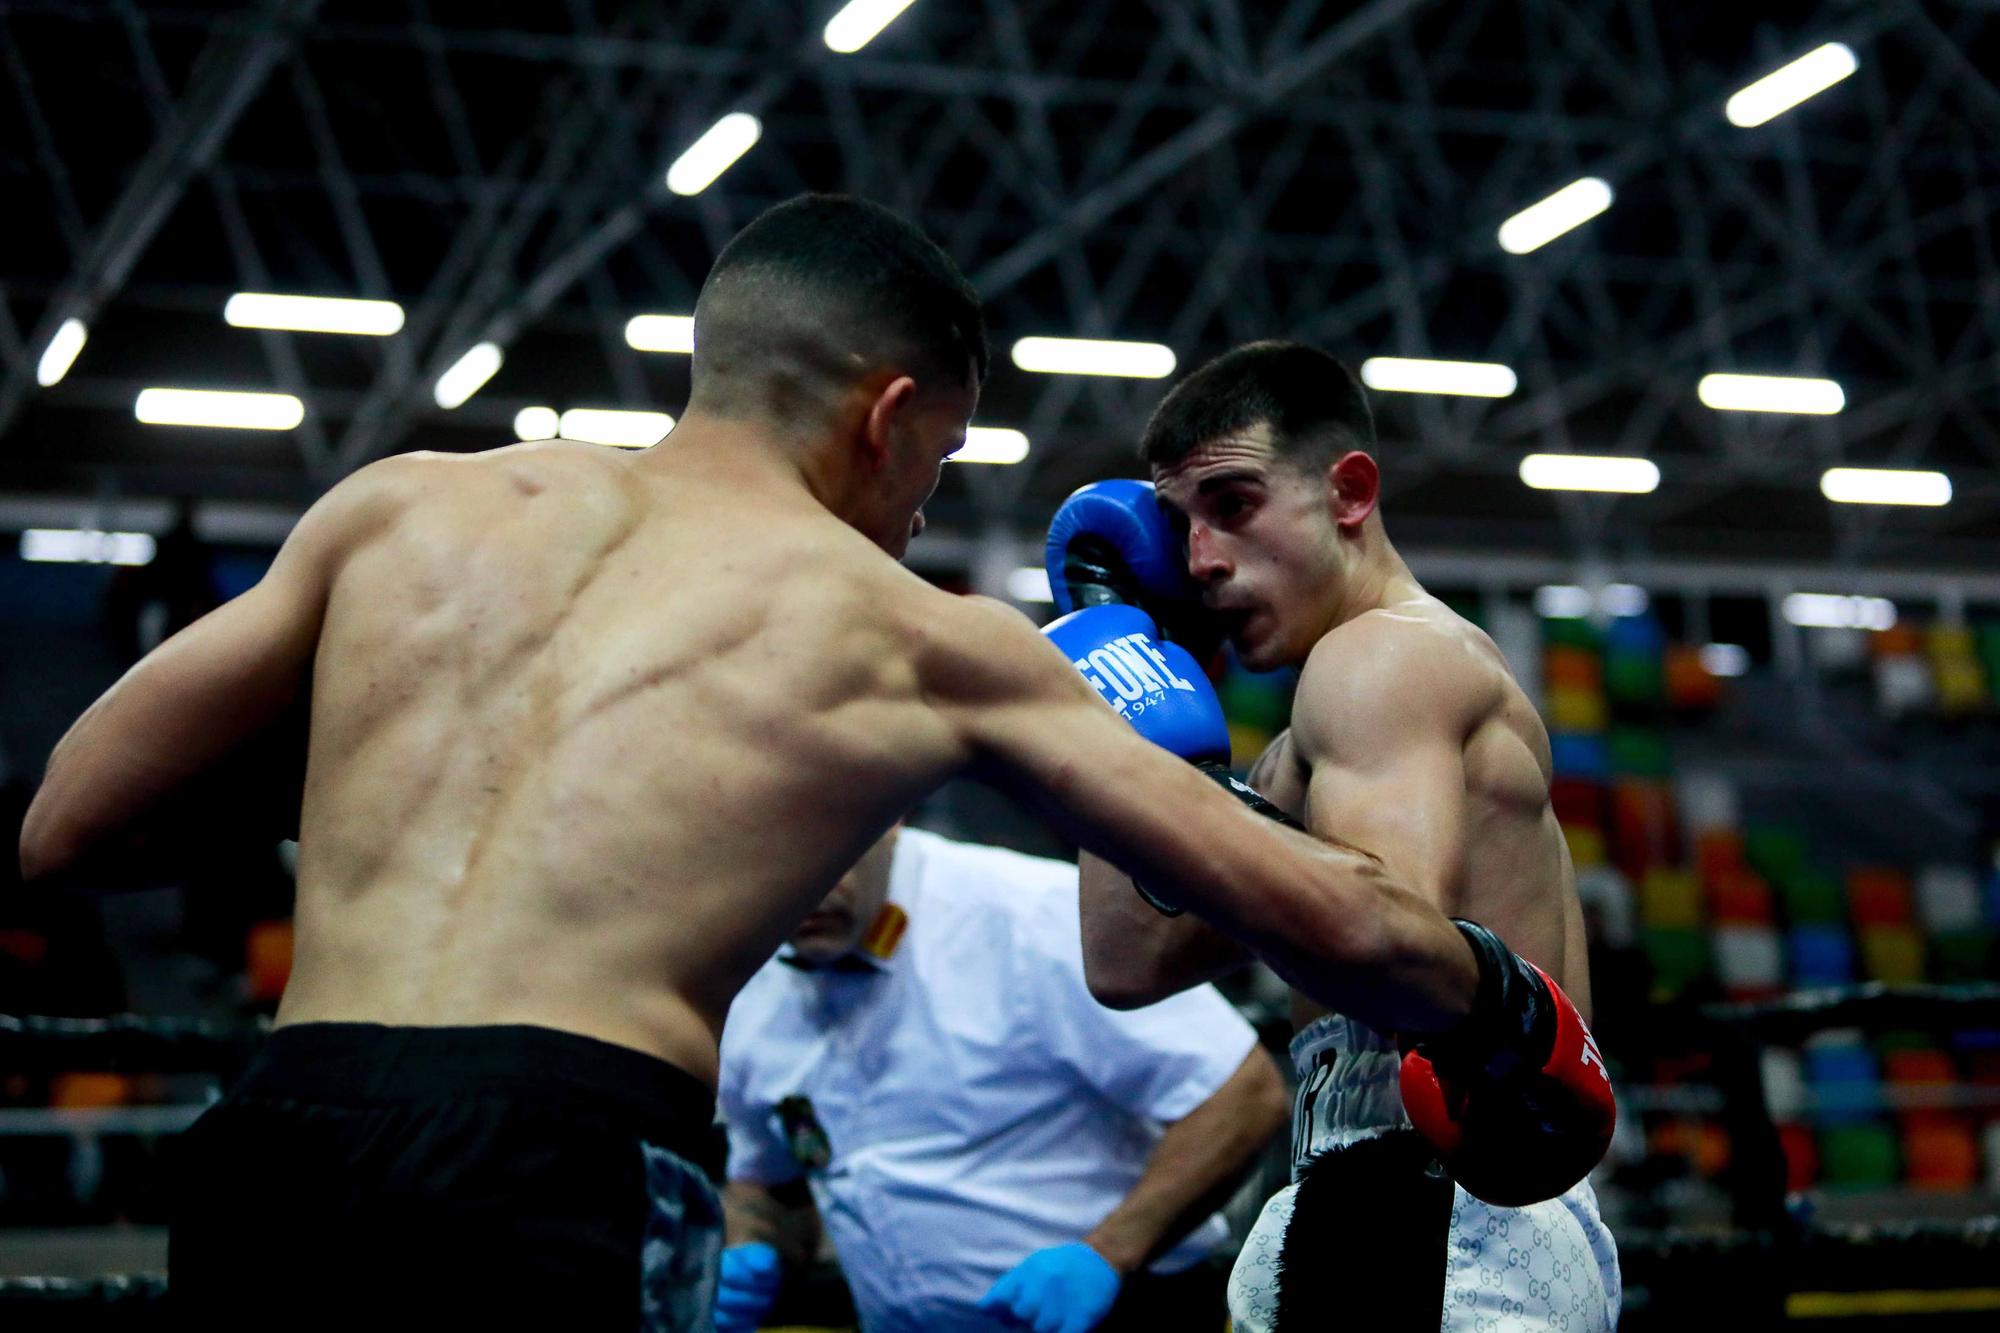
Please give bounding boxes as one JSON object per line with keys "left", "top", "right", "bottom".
{"left": 22, "top": 692, "right": 149, "bottom": 879}
{"left": 23, "top": 701, "right": 305, "bottom": 883}
{"left": 23, "top": 645, "right": 308, "bottom": 881}
{"left": 1079, "top": 851, "right": 1250, "bottom": 1008}
{"left": 722, "top": 1178, "right": 819, "bottom": 1267}
{"left": 1083, "top": 1048, "right": 1288, "bottom": 1274}
{"left": 1194, "top": 823, "right": 1480, "bottom": 1038}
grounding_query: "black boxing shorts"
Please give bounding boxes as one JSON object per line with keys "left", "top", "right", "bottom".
{"left": 168, "top": 1022, "right": 722, "bottom": 1329}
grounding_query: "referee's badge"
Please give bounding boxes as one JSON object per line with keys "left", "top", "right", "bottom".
{"left": 776, "top": 1095, "right": 833, "bottom": 1171}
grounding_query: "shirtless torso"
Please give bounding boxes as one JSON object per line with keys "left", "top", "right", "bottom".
{"left": 281, "top": 441, "right": 980, "bottom": 1086}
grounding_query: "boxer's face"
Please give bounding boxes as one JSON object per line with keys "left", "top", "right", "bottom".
{"left": 790, "top": 824, "right": 901, "bottom": 964}
{"left": 1153, "top": 423, "right": 1348, "bottom": 671}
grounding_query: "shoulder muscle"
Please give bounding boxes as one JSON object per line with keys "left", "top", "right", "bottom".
{"left": 1291, "top": 609, "right": 1493, "bottom": 768}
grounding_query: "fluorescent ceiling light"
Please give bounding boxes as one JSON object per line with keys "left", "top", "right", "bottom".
{"left": 224, "top": 292, "right": 405, "bottom": 336}
{"left": 1534, "top": 585, "right": 1593, "bottom": 619}
{"left": 1726, "top": 43, "right": 1859, "bottom": 128}
{"left": 36, "top": 318, "right": 88, "bottom": 387}
{"left": 21, "top": 528, "right": 157, "bottom": 566}
{"left": 1498, "top": 178, "right": 1614, "bottom": 255}
{"left": 1701, "top": 643, "right": 1751, "bottom": 677}
{"left": 1533, "top": 584, "right": 1646, "bottom": 619}
{"left": 514, "top": 406, "right": 559, "bottom": 440}
{"left": 1820, "top": 467, "right": 1950, "bottom": 507}
{"left": 953, "top": 427, "right": 1030, "bottom": 464}
{"left": 625, "top": 314, "right": 695, "bottom": 354}
{"left": 1600, "top": 583, "right": 1649, "bottom": 618}
{"left": 135, "top": 387, "right": 304, "bottom": 430}
{"left": 667, "top": 112, "right": 761, "bottom": 196}
{"left": 1519, "top": 454, "right": 1661, "bottom": 494}
{"left": 824, "top": 0, "right": 918, "bottom": 53}
{"left": 1359, "top": 357, "right": 1517, "bottom": 398}
{"left": 1010, "top": 337, "right": 1176, "bottom": 378}
{"left": 1007, "top": 567, "right": 1054, "bottom": 603}
{"left": 1783, "top": 593, "right": 1895, "bottom": 631}
{"left": 433, "top": 342, "right": 503, "bottom": 409}
{"left": 1698, "top": 373, "right": 1844, "bottom": 415}
{"left": 558, "top": 408, "right": 674, "bottom": 448}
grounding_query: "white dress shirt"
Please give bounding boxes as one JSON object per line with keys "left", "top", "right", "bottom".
{"left": 719, "top": 828, "right": 1258, "bottom": 1333}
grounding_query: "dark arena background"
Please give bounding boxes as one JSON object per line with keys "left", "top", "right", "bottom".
{"left": 2, "top": 1, "right": 1999, "bottom": 1328}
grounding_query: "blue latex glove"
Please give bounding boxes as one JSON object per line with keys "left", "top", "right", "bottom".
{"left": 714, "top": 1242, "right": 782, "bottom": 1333}
{"left": 976, "top": 1242, "right": 1123, "bottom": 1333}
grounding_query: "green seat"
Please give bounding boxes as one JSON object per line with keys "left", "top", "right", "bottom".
{"left": 1929, "top": 930, "right": 1993, "bottom": 983}
{"left": 1643, "top": 927, "right": 1710, "bottom": 999}
{"left": 1818, "top": 1123, "right": 1899, "bottom": 1190}
{"left": 1608, "top": 727, "right": 1671, "bottom": 778}
{"left": 1543, "top": 616, "right": 1601, "bottom": 651}
{"left": 1781, "top": 869, "right": 1845, "bottom": 925}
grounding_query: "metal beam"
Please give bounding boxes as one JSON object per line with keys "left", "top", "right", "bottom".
{"left": 0, "top": 0, "right": 322, "bottom": 443}
{"left": 969, "top": 0, "right": 1428, "bottom": 297}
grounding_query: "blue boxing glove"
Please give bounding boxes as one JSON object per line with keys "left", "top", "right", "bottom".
{"left": 713, "top": 1242, "right": 782, "bottom": 1333}
{"left": 1045, "top": 479, "right": 1217, "bottom": 660}
{"left": 1044, "top": 603, "right": 1230, "bottom": 763}
{"left": 977, "top": 1243, "right": 1123, "bottom": 1333}
{"left": 1043, "top": 603, "right": 1306, "bottom": 915}
{"left": 1045, "top": 479, "right": 1190, "bottom": 617}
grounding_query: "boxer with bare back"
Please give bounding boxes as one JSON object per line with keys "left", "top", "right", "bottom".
{"left": 1048, "top": 342, "right": 1621, "bottom": 1331}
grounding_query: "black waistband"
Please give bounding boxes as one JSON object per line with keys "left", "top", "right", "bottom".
{"left": 232, "top": 1022, "right": 714, "bottom": 1146}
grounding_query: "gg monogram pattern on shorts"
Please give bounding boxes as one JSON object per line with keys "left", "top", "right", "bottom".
{"left": 1226, "top": 1014, "right": 1621, "bottom": 1332}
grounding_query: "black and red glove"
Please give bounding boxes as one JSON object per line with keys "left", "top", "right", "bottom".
{"left": 1399, "top": 920, "right": 1616, "bottom": 1207}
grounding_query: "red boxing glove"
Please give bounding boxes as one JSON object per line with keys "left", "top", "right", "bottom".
{"left": 1399, "top": 920, "right": 1615, "bottom": 1208}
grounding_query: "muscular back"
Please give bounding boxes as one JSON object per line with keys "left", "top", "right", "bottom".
{"left": 284, "top": 443, "right": 968, "bottom": 1084}
{"left": 1256, "top": 598, "right": 1590, "bottom": 1026}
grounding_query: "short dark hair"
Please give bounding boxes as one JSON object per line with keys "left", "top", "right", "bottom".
{"left": 1139, "top": 341, "right": 1375, "bottom": 473}
{"left": 690, "top": 195, "right": 988, "bottom": 420}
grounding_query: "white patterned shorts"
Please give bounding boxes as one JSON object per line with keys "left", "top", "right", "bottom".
{"left": 1226, "top": 1015, "right": 1621, "bottom": 1332}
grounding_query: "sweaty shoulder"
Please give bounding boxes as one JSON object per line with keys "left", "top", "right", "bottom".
{"left": 1292, "top": 600, "right": 1507, "bottom": 757}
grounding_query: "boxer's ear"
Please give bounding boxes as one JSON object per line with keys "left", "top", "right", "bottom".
{"left": 860, "top": 375, "right": 918, "bottom": 472}
{"left": 1326, "top": 450, "right": 1380, "bottom": 532}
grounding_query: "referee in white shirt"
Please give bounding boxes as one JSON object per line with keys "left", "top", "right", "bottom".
{"left": 714, "top": 824, "right": 1288, "bottom": 1333}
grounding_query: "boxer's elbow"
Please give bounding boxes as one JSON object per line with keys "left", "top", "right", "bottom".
{"left": 17, "top": 773, "right": 113, "bottom": 885}
{"left": 1082, "top": 938, "right": 1166, "bottom": 1010}
{"left": 18, "top": 801, "right": 79, "bottom": 884}
{"left": 1087, "top": 970, "right": 1169, "bottom": 1011}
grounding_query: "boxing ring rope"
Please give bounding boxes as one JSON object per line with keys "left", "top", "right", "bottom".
{"left": 0, "top": 1014, "right": 267, "bottom": 1077}
{"left": 1614, "top": 983, "right": 2000, "bottom": 1325}
{"left": 0, "top": 988, "right": 1995, "bottom": 1323}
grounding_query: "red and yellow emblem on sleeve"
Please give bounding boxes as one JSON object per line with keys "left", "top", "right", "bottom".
{"left": 859, "top": 903, "right": 908, "bottom": 962}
